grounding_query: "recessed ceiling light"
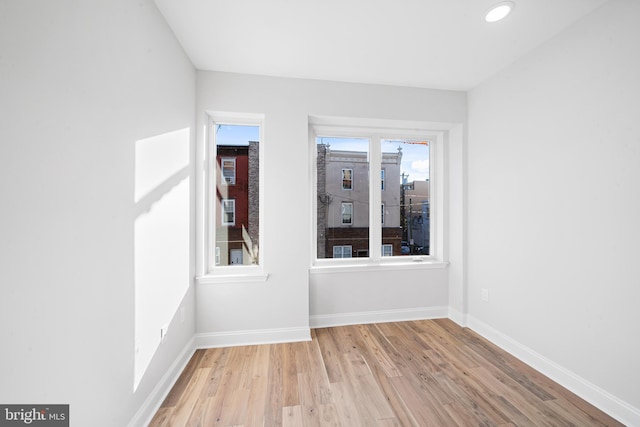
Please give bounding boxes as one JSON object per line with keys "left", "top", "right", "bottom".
{"left": 485, "top": 1, "right": 514, "bottom": 22}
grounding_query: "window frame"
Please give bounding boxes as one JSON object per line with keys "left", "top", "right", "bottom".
{"left": 309, "top": 115, "right": 447, "bottom": 270}
{"left": 198, "top": 112, "right": 267, "bottom": 284}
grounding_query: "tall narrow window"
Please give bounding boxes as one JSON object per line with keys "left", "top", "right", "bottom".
{"left": 221, "top": 158, "right": 236, "bottom": 184}
{"left": 221, "top": 199, "right": 235, "bottom": 225}
{"left": 342, "top": 169, "right": 353, "bottom": 190}
{"left": 341, "top": 202, "right": 353, "bottom": 224}
{"left": 209, "top": 121, "right": 261, "bottom": 268}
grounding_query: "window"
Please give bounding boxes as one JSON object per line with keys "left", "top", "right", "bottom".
{"left": 312, "top": 116, "right": 442, "bottom": 263}
{"left": 221, "top": 158, "right": 236, "bottom": 184}
{"left": 382, "top": 244, "right": 393, "bottom": 256}
{"left": 342, "top": 169, "right": 353, "bottom": 190}
{"left": 221, "top": 199, "right": 235, "bottom": 225}
{"left": 204, "top": 115, "right": 263, "bottom": 272}
{"left": 341, "top": 202, "right": 353, "bottom": 224}
{"left": 333, "top": 245, "right": 352, "bottom": 258}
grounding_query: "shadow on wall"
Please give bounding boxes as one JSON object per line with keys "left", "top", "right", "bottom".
{"left": 134, "top": 128, "right": 191, "bottom": 391}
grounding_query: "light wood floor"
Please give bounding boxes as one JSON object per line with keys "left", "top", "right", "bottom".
{"left": 149, "top": 319, "right": 622, "bottom": 426}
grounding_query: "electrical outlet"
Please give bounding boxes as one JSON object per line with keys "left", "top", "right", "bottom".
{"left": 481, "top": 288, "right": 489, "bottom": 302}
{"left": 160, "top": 325, "right": 169, "bottom": 342}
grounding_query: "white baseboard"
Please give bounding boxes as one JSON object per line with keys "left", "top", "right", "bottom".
{"left": 128, "top": 337, "right": 196, "bottom": 427}
{"left": 447, "top": 307, "right": 468, "bottom": 327}
{"left": 466, "top": 315, "right": 640, "bottom": 427}
{"left": 309, "top": 306, "right": 449, "bottom": 329}
{"left": 194, "top": 326, "right": 311, "bottom": 349}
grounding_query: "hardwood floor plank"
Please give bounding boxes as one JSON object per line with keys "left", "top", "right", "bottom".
{"left": 282, "top": 343, "right": 300, "bottom": 407}
{"left": 356, "top": 324, "right": 402, "bottom": 377}
{"left": 201, "top": 348, "right": 231, "bottom": 398}
{"left": 166, "top": 367, "right": 212, "bottom": 427}
{"left": 313, "top": 327, "right": 345, "bottom": 383}
{"left": 150, "top": 320, "right": 621, "bottom": 427}
{"left": 282, "top": 405, "right": 303, "bottom": 427}
{"left": 263, "top": 344, "right": 284, "bottom": 427}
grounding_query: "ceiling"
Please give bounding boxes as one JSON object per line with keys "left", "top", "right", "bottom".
{"left": 154, "top": 0, "right": 609, "bottom": 91}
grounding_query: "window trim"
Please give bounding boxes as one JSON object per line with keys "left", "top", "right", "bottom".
{"left": 197, "top": 112, "right": 267, "bottom": 284}
{"left": 309, "top": 115, "right": 447, "bottom": 270}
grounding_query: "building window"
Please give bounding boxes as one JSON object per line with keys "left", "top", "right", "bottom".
{"left": 205, "top": 116, "right": 263, "bottom": 271}
{"left": 221, "top": 158, "right": 236, "bottom": 184}
{"left": 333, "top": 245, "right": 352, "bottom": 258}
{"left": 312, "top": 117, "right": 440, "bottom": 262}
{"left": 221, "top": 199, "right": 235, "bottom": 225}
{"left": 341, "top": 202, "right": 353, "bottom": 225}
{"left": 382, "top": 244, "right": 393, "bottom": 256}
{"left": 342, "top": 169, "right": 353, "bottom": 190}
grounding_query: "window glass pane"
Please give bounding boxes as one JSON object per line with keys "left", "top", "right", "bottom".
{"left": 317, "top": 137, "right": 369, "bottom": 259}
{"left": 214, "top": 124, "right": 260, "bottom": 266}
{"left": 381, "top": 138, "right": 430, "bottom": 256}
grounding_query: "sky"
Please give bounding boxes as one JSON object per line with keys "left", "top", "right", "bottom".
{"left": 215, "top": 124, "right": 260, "bottom": 145}
{"left": 215, "top": 126, "right": 430, "bottom": 182}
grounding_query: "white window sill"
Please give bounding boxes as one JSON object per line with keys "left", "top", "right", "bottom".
{"left": 309, "top": 258, "right": 449, "bottom": 275}
{"left": 197, "top": 270, "right": 269, "bottom": 285}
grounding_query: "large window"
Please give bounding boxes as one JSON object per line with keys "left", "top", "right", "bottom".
{"left": 312, "top": 117, "right": 441, "bottom": 263}
{"left": 205, "top": 115, "right": 262, "bottom": 271}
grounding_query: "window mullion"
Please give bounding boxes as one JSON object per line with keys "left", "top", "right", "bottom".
{"left": 369, "top": 135, "right": 382, "bottom": 261}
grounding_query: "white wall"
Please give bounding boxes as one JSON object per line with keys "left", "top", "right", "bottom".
{"left": 196, "top": 72, "right": 466, "bottom": 335}
{"left": 0, "top": 1, "right": 196, "bottom": 426}
{"left": 467, "top": 0, "right": 640, "bottom": 423}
